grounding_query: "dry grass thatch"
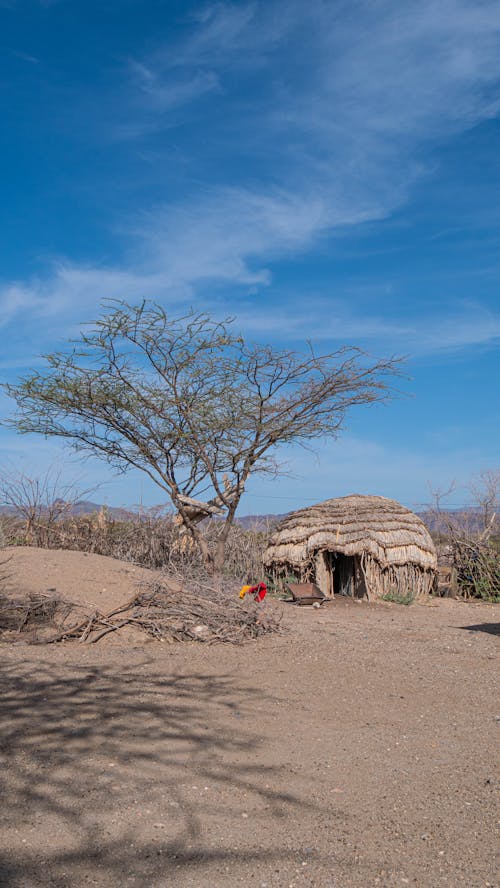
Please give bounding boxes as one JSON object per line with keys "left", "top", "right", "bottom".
{"left": 264, "top": 494, "right": 437, "bottom": 599}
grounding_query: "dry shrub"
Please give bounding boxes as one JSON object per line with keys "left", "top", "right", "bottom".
{"left": 432, "top": 518, "right": 499, "bottom": 601}
{"left": 190, "top": 520, "right": 269, "bottom": 580}
{"left": 52, "top": 510, "right": 179, "bottom": 568}
{"left": 0, "top": 591, "right": 73, "bottom": 638}
{"left": 2, "top": 510, "right": 269, "bottom": 581}
{"left": 428, "top": 471, "right": 500, "bottom": 601}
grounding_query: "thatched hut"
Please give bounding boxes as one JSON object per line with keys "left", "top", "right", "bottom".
{"left": 263, "top": 495, "right": 437, "bottom": 600}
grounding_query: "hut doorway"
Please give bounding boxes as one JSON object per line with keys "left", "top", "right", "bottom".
{"left": 325, "top": 553, "right": 368, "bottom": 598}
{"left": 332, "top": 553, "right": 355, "bottom": 596}
{"left": 314, "top": 551, "right": 368, "bottom": 598}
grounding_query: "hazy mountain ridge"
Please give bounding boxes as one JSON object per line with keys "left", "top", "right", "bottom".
{"left": 0, "top": 500, "right": 135, "bottom": 521}
{"left": 1, "top": 500, "right": 491, "bottom": 535}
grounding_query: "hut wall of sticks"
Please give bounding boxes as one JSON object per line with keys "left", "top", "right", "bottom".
{"left": 263, "top": 495, "right": 437, "bottom": 601}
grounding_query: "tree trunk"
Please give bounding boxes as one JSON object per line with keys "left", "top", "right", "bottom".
{"left": 182, "top": 520, "right": 215, "bottom": 572}
{"left": 213, "top": 501, "right": 242, "bottom": 574}
{"left": 198, "top": 534, "right": 215, "bottom": 572}
{"left": 213, "top": 538, "right": 226, "bottom": 575}
{"left": 180, "top": 495, "right": 241, "bottom": 576}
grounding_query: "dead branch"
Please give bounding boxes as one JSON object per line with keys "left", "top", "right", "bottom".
{"left": 0, "top": 577, "right": 282, "bottom": 646}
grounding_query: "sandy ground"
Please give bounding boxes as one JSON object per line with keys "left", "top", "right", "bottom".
{"left": 0, "top": 547, "right": 498, "bottom": 888}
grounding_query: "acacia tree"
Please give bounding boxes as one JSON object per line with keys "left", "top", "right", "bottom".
{"left": 5, "top": 300, "right": 401, "bottom": 572}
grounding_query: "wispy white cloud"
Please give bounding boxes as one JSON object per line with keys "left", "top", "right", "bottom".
{"left": 134, "top": 186, "right": 337, "bottom": 284}
{"left": 230, "top": 297, "right": 500, "bottom": 355}
{"left": 103, "top": 0, "right": 500, "bottom": 287}
{"left": 128, "top": 59, "right": 220, "bottom": 112}
{"left": 173, "top": 1, "right": 292, "bottom": 67}
{"left": 2, "top": 0, "right": 500, "bottom": 357}
{"left": 154, "top": 0, "right": 500, "bottom": 150}
{"left": 242, "top": 432, "right": 497, "bottom": 513}
{"left": 415, "top": 302, "right": 500, "bottom": 353}
{"left": 0, "top": 186, "right": 331, "bottom": 329}
{"left": 1, "top": 259, "right": 497, "bottom": 361}
{"left": 10, "top": 49, "right": 39, "bottom": 64}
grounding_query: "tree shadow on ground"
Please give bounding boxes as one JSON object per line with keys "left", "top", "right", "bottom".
{"left": 459, "top": 622, "right": 500, "bottom": 636}
{"left": 0, "top": 657, "right": 328, "bottom": 886}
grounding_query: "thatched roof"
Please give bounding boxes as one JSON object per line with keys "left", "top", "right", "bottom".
{"left": 264, "top": 495, "right": 437, "bottom": 571}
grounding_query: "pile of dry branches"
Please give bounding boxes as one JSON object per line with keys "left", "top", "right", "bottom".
{"left": 0, "top": 577, "right": 282, "bottom": 645}
{"left": 428, "top": 472, "right": 499, "bottom": 600}
{"left": 132, "top": 579, "right": 280, "bottom": 643}
{"left": 0, "top": 591, "right": 74, "bottom": 638}
{"left": 450, "top": 536, "right": 500, "bottom": 601}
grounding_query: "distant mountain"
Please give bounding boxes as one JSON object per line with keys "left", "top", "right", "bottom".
{"left": 1, "top": 499, "right": 492, "bottom": 536}
{"left": 66, "top": 500, "right": 139, "bottom": 519}
{"left": 0, "top": 500, "right": 136, "bottom": 521}
{"left": 235, "top": 513, "right": 285, "bottom": 530}
{"left": 417, "top": 508, "right": 496, "bottom": 535}
{"left": 236, "top": 508, "right": 495, "bottom": 536}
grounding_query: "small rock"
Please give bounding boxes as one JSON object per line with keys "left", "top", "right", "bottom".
{"left": 193, "top": 624, "right": 209, "bottom": 634}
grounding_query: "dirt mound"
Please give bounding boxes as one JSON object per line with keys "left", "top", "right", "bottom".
{"left": 3, "top": 545, "right": 159, "bottom": 612}
{"left": 1, "top": 547, "right": 162, "bottom": 645}
{"left": 1, "top": 547, "right": 280, "bottom": 645}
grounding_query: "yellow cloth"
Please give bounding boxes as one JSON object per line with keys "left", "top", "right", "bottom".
{"left": 239, "top": 585, "right": 253, "bottom": 599}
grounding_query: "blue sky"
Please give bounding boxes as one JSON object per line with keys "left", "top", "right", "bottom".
{"left": 0, "top": 0, "right": 499, "bottom": 514}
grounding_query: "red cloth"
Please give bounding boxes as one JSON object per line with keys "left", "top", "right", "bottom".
{"left": 248, "top": 582, "right": 267, "bottom": 602}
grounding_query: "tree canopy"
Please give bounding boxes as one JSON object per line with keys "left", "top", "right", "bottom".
{"left": 5, "top": 300, "right": 402, "bottom": 570}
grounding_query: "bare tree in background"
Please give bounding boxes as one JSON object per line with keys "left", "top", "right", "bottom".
{"left": 0, "top": 467, "right": 96, "bottom": 547}
{"left": 4, "top": 300, "right": 401, "bottom": 572}
{"left": 468, "top": 469, "right": 499, "bottom": 536}
{"left": 429, "top": 471, "right": 499, "bottom": 540}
